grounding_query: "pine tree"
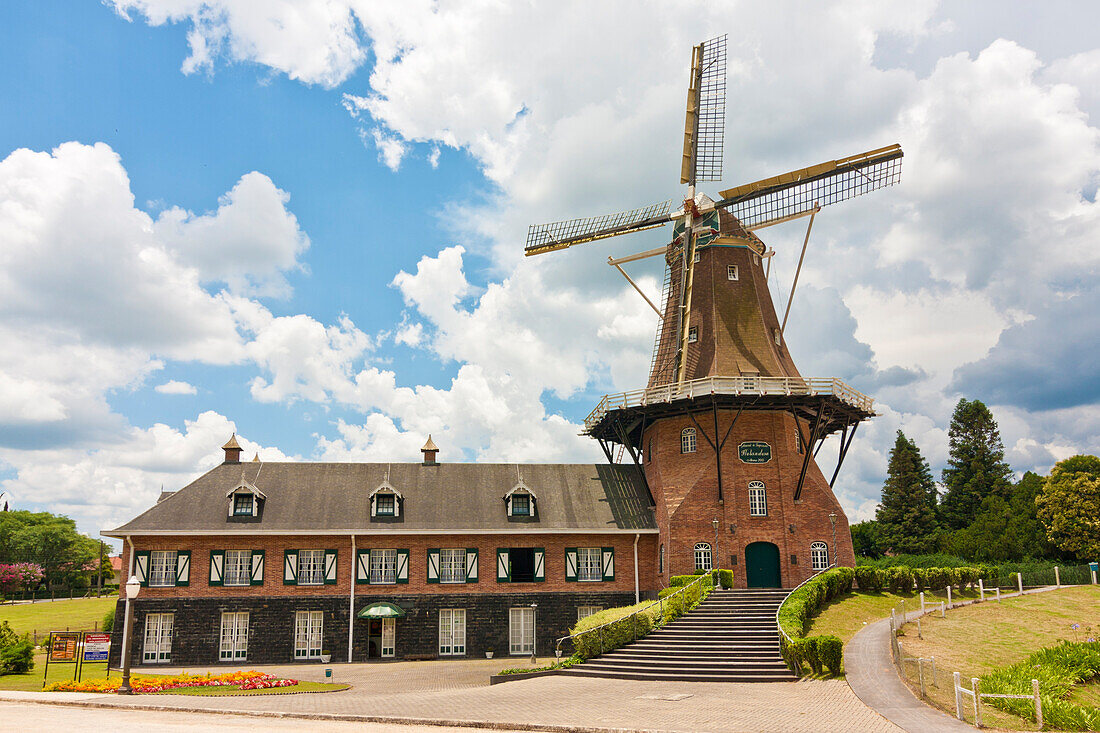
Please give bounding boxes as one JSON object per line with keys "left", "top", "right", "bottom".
{"left": 939, "top": 398, "right": 1013, "bottom": 530}
{"left": 876, "top": 431, "right": 938, "bottom": 553}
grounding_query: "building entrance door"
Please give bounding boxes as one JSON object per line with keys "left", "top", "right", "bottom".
{"left": 745, "top": 542, "right": 782, "bottom": 588}
{"left": 367, "top": 618, "right": 395, "bottom": 659}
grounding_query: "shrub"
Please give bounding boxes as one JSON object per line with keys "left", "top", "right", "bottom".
{"left": 669, "top": 575, "right": 696, "bottom": 587}
{"left": 854, "top": 566, "right": 884, "bottom": 591}
{"left": 911, "top": 568, "right": 928, "bottom": 590}
{"left": 924, "top": 566, "right": 949, "bottom": 591}
{"left": 102, "top": 606, "right": 115, "bottom": 634}
{"left": 571, "top": 601, "right": 659, "bottom": 659}
{"left": 817, "top": 635, "right": 843, "bottom": 675}
{"left": 0, "top": 638, "right": 34, "bottom": 674}
{"left": 886, "top": 566, "right": 914, "bottom": 593}
{"left": 718, "top": 569, "right": 733, "bottom": 589}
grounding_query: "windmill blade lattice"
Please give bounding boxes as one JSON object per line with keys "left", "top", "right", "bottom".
{"left": 691, "top": 34, "right": 726, "bottom": 184}
{"left": 524, "top": 198, "right": 676, "bottom": 256}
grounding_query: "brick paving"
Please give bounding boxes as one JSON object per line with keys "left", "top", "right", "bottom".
{"left": 0, "top": 657, "right": 900, "bottom": 732}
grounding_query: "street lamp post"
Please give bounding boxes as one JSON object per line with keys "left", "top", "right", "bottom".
{"left": 712, "top": 517, "right": 720, "bottom": 589}
{"left": 117, "top": 574, "right": 140, "bottom": 695}
{"left": 529, "top": 603, "right": 538, "bottom": 666}
{"left": 828, "top": 513, "right": 838, "bottom": 567}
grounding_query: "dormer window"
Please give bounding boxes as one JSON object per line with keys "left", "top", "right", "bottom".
{"left": 504, "top": 484, "right": 538, "bottom": 519}
{"left": 226, "top": 475, "right": 265, "bottom": 519}
{"left": 370, "top": 482, "right": 403, "bottom": 519}
{"left": 233, "top": 494, "right": 254, "bottom": 516}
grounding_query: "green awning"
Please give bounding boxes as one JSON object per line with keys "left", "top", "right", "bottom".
{"left": 358, "top": 602, "right": 406, "bottom": 618}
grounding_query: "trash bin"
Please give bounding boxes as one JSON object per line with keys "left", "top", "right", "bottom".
{"left": 325, "top": 668, "right": 332, "bottom": 680}
{"left": 1090, "top": 562, "right": 1098, "bottom": 572}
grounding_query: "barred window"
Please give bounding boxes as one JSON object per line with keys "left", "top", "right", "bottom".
{"left": 749, "top": 481, "right": 767, "bottom": 517}
{"left": 440, "top": 548, "right": 466, "bottom": 583}
{"left": 370, "top": 549, "right": 397, "bottom": 584}
{"left": 149, "top": 551, "right": 177, "bottom": 587}
{"left": 681, "top": 427, "right": 697, "bottom": 454}
{"left": 811, "top": 542, "right": 829, "bottom": 571}
{"left": 688, "top": 326, "right": 698, "bottom": 343}
{"left": 577, "top": 547, "right": 601, "bottom": 582}
{"left": 694, "top": 543, "right": 712, "bottom": 572}
{"left": 224, "top": 549, "right": 250, "bottom": 586}
{"left": 297, "top": 549, "right": 325, "bottom": 585}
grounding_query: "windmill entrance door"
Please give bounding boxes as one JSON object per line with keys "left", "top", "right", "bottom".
{"left": 745, "top": 542, "right": 781, "bottom": 588}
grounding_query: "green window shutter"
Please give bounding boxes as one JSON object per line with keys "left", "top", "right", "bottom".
{"left": 356, "top": 549, "right": 370, "bottom": 585}
{"left": 396, "top": 549, "right": 409, "bottom": 584}
{"left": 134, "top": 550, "right": 150, "bottom": 587}
{"left": 175, "top": 550, "right": 191, "bottom": 587}
{"left": 426, "top": 549, "right": 440, "bottom": 583}
{"left": 209, "top": 550, "right": 224, "bottom": 586}
{"left": 602, "top": 547, "right": 615, "bottom": 581}
{"left": 324, "top": 549, "right": 338, "bottom": 585}
{"left": 496, "top": 548, "right": 510, "bottom": 582}
{"left": 465, "top": 548, "right": 478, "bottom": 583}
{"left": 564, "top": 548, "right": 578, "bottom": 582}
{"left": 283, "top": 550, "right": 298, "bottom": 585}
{"left": 250, "top": 550, "right": 265, "bottom": 586}
{"left": 533, "top": 548, "right": 545, "bottom": 582}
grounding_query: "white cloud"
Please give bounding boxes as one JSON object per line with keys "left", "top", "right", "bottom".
{"left": 154, "top": 380, "right": 198, "bottom": 395}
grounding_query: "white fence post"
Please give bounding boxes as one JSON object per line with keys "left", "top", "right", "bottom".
{"left": 1092, "top": 567, "right": 1097, "bottom": 585}
{"left": 947, "top": 585, "right": 952, "bottom": 609}
{"left": 918, "top": 658, "right": 926, "bottom": 698}
{"left": 930, "top": 656, "right": 937, "bottom": 686}
{"left": 1017, "top": 572, "right": 1023, "bottom": 593}
{"left": 917, "top": 616, "right": 923, "bottom": 639}
{"left": 954, "top": 671, "right": 964, "bottom": 721}
{"left": 995, "top": 587, "right": 1001, "bottom": 602}
{"left": 1033, "top": 678, "right": 1043, "bottom": 729}
{"left": 972, "top": 677, "right": 982, "bottom": 727}
{"left": 1054, "top": 566, "right": 1060, "bottom": 588}
{"left": 920, "top": 591, "right": 925, "bottom": 612}
{"left": 979, "top": 577, "right": 985, "bottom": 601}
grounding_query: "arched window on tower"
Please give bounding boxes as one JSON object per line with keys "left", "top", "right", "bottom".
{"left": 811, "top": 541, "right": 829, "bottom": 571}
{"left": 681, "top": 427, "right": 697, "bottom": 454}
{"left": 748, "top": 481, "right": 767, "bottom": 516}
{"left": 694, "top": 543, "right": 712, "bottom": 572}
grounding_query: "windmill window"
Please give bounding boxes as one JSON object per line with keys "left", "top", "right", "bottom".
{"left": 749, "top": 481, "right": 767, "bottom": 517}
{"left": 693, "top": 250, "right": 701, "bottom": 263}
{"left": 688, "top": 326, "right": 698, "bottom": 343}
{"left": 811, "top": 542, "right": 829, "bottom": 571}
{"left": 694, "top": 543, "right": 713, "bottom": 571}
{"left": 681, "top": 427, "right": 697, "bottom": 454}
{"left": 232, "top": 494, "right": 253, "bottom": 516}
{"left": 728, "top": 264, "right": 739, "bottom": 281}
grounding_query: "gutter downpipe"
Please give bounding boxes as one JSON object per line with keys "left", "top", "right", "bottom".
{"left": 121, "top": 536, "right": 135, "bottom": 671}
{"left": 633, "top": 533, "right": 640, "bottom": 603}
{"left": 348, "top": 535, "right": 356, "bottom": 663}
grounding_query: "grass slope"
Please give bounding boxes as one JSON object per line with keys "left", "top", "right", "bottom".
{"left": 0, "top": 597, "right": 116, "bottom": 637}
{"left": 807, "top": 588, "right": 981, "bottom": 644}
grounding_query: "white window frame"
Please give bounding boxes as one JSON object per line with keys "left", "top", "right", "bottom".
{"left": 224, "top": 549, "right": 251, "bottom": 586}
{"left": 297, "top": 549, "right": 325, "bottom": 586}
{"left": 749, "top": 481, "right": 767, "bottom": 517}
{"left": 577, "top": 606, "right": 603, "bottom": 621}
{"left": 439, "top": 609, "right": 466, "bottom": 656}
{"left": 693, "top": 250, "right": 701, "bottom": 263}
{"left": 148, "top": 551, "right": 177, "bottom": 587}
{"left": 509, "top": 607, "right": 535, "bottom": 655}
{"left": 294, "top": 610, "right": 323, "bottom": 660}
{"left": 576, "top": 547, "right": 601, "bottom": 582}
{"left": 370, "top": 549, "right": 397, "bottom": 584}
{"left": 232, "top": 493, "right": 254, "bottom": 516}
{"left": 728, "top": 264, "right": 739, "bottom": 281}
{"left": 440, "top": 548, "right": 467, "bottom": 584}
{"left": 811, "top": 542, "right": 829, "bottom": 572}
{"left": 219, "top": 611, "right": 248, "bottom": 661}
{"left": 694, "top": 542, "right": 713, "bottom": 572}
{"left": 510, "top": 493, "right": 531, "bottom": 516}
{"left": 681, "top": 427, "right": 697, "bottom": 454}
{"left": 375, "top": 493, "right": 396, "bottom": 516}
{"left": 142, "top": 612, "right": 173, "bottom": 663}
{"left": 687, "top": 326, "right": 698, "bottom": 343}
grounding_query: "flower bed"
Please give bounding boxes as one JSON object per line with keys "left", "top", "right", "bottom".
{"left": 46, "top": 670, "right": 299, "bottom": 694}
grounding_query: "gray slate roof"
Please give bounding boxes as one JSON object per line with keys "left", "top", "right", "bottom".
{"left": 107, "top": 462, "right": 656, "bottom": 535}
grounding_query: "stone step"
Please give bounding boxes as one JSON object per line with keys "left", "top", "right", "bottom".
{"left": 560, "top": 668, "right": 797, "bottom": 683}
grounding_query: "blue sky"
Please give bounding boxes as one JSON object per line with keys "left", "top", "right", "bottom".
{"left": 1, "top": 1, "right": 1098, "bottom": 545}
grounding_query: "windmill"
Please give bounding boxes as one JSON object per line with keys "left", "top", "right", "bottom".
{"left": 526, "top": 35, "right": 902, "bottom": 390}
{"left": 524, "top": 35, "right": 904, "bottom": 580}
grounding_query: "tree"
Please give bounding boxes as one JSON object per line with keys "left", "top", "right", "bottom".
{"left": 946, "top": 472, "right": 1060, "bottom": 561}
{"left": 939, "top": 399, "right": 1013, "bottom": 530}
{"left": 850, "top": 520, "right": 884, "bottom": 558}
{"left": 876, "top": 431, "right": 938, "bottom": 553}
{"left": 0, "top": 511, "right": 101, "bottom": 587}
{"left": 1036, "top": 455, "right": 1100, "bottom": 560}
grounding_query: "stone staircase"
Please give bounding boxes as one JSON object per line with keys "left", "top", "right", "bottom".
{"left": 561, "top": 588, "right": 797, "bottom": 682}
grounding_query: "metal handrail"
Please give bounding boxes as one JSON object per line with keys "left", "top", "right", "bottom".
{"left": 584, "top": 375, "right": 874, "bottom": 431}
{"left": 554, "top": 572, "right": 713, "bottom": 658}
{"left": 775, "top": 563, "right": 837, "bottom": 646}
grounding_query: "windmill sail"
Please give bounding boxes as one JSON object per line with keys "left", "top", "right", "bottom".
{"left": 681, "top": 35, "right": 727, "bottom": 186}
{"left": 524, "top": 198, "right": 676, "bottom": 256}
{"left": 716, "top": 144, "right": 903, "bottom": 230}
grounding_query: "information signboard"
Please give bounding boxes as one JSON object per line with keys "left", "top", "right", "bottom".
{"left": 83, "top": 633, "right": 110, "bottom": 662}
{"left": 49, "top": 632, "right": 80, "bottom": 662}
{"left": 738, "top": 441, "right": 772, "bottom": 463}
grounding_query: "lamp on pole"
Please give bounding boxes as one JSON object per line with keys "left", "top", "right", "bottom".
{"left": 828, "top": 513, "right": 838, "bottom": 567}
{"left": 529, "top": 603, "right": 538, "bottom": 665}
{"left": 712, "top": 517, "right": 720, "bottom": 588}
{"left": 117, "top": 574, "right": 140, "bottom": 695}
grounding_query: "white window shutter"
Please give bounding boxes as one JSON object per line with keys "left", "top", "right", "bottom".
{"left": 426, "top": 549, "right": 440, "bottom": 583}
{"left": 370, "top": 494, "right": 376, "bottom": 517}
{"left": 324, "top": 549, "right": 338, "bottom": 585}
{"left": 356, "top": 550, "right": 370, "bottom": 584}
{"left": 209, "top": 550, "right": 224, "bottom": 586}
{"left": 284, "top": 550, "right": 298, "bottom": 585}
{"left": 564, "top": 549, "right": 578, "bottom": 582}
{"left": 602, "top": 547, "right": 615, "bottom": 581}
{"left": 533, "top": 548, "right": 545, "bottom": 582}
{"left": 250, "top": 550, "right": 264, "bottom": 585}
{"left": 396, "top": 549, "right": 409, "bottom": 584}
{"left": 496, "top": 549, "right": 510, "bottom": 582}
{"left": 465, "top": 548, "right": 478, "bottom": 583}
{"left": 175, "top": 550, "right": 190, "bottom": 586}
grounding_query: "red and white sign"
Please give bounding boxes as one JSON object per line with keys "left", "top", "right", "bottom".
{"left": 83, "top": 633, "right": 110, "bottom": 662}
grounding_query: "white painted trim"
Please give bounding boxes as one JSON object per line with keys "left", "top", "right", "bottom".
{"left": 105, "top": 528, "right": 658, "bottom": 537}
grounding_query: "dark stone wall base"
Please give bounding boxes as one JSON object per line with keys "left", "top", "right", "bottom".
{"left": 109, "top": 591, "right": 635, "bottom": 667}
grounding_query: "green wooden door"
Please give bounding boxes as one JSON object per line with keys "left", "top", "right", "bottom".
{"left": 745, "top": 542, "right": 781, "bottom": 588}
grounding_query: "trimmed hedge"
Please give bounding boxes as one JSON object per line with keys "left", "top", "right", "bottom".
{"left": 851, "top": 564, "right": 985, "bottom": 592}
{"left": 777, "top": 567, "right": 854, "bottom": 676}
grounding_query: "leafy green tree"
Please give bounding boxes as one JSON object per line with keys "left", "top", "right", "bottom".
{"left": 0, "top": 511, "right": 101, "bottom": 587}
{"left": 876, "top": 431, "right": 938, "bottom": 553}
{"left": 850, "top": 520, "right": 884, "bottom": 558}
{"left": 939, "top": 399, "right": 1012, "bottom": 530}
{"left": 946, "top": 472, "right": 1060, "bottom": 561}
{"left": 1036, "top": 455, "right": 1100, "bottom": 560}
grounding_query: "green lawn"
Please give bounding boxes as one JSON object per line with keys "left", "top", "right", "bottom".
{"left": 0, "top": 653, "right": 109, "bottom": 691}
{"left": 806, "top": 587, "right": 981, "bottom": 645}
{"left": 0, "top": 597, "right": 116, "bottom": 639}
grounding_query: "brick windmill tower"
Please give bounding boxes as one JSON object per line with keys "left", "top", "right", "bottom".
{"left": 526, "top": 36, "right": 903, "bottom": 588}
